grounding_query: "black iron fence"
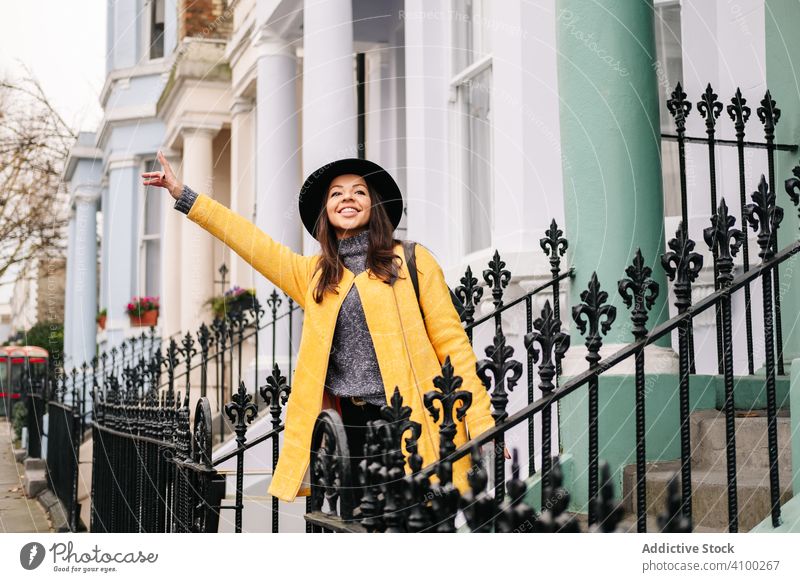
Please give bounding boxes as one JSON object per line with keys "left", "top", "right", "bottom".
{"left": 47, "top": 384, "right": 82, "bottom": 532}
{"left": 74, "top": 82, "right": 799, "bottom": 534}
{"left": 663, "top": 83, "right": 798, "bottom": 376}
{"left": 90, "top": 384, "right": 225, "bottom": 533}
{"left": 300, "top": 177, "right": 798, "bottom": 533}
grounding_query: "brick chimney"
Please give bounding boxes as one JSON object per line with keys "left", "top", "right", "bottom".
{"left": 179, "top": 0, "right": 233, "bottom": 41}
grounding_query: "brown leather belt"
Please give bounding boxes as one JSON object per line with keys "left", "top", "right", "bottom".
{"left": 349, "top": 396, "right": 367, "bottom": 406}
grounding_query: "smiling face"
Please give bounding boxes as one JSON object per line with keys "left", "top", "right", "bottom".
{"left": 324, "top": 173, "right": 372, "bottom": 240}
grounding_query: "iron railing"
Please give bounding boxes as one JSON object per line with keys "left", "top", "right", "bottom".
{"left": 78, "top": 82, "right": 799, "bottom": 534}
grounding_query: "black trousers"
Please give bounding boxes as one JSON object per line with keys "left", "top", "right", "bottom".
{"left": 338, "top": 397, "right": 383, "bottom": 483}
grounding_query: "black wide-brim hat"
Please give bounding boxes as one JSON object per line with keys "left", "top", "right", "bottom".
{"left": 298, "top": 158, "right": 404, "bottom": 239}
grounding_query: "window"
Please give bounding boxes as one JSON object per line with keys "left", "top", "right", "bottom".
{"left": 451, "top": 0, "right": 494, "bottom": 254}
{"left": 654, "top": 0, "right": 684, "bottom": 217}
{"left": 146, "top": 0, "right": 165, "bottom": 60}
{"left": 140, "top": 159, "right": 161, "bottom": 299}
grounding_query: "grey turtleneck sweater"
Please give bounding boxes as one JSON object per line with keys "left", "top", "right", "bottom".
{"left": 174, "top": 185, "right": 387, "bottom": 406}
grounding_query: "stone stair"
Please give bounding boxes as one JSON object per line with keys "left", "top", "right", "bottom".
{"left": 621, "top": 408, "right": 793, "bottom": 532}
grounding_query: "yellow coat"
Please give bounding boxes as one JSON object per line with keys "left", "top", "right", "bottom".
{"left": 186, "top": 193, "right": 496, "bottom": 502}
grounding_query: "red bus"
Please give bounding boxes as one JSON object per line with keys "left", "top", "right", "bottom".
{"left": 0, "top": 346, "right": 49, "bottom": 417}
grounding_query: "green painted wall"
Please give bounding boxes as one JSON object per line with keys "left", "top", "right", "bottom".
{"left": 555, "top": 0, "right": 670, "bottom": 346}
{"left": 765, "top": 0, "right": 800, "bottom": 363}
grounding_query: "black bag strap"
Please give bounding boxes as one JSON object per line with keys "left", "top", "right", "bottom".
{"left": 402, "top": 240, "right": 468, "bottom": 323}
{"left": 402, "top": 240, "right": 424, "bottom": 320}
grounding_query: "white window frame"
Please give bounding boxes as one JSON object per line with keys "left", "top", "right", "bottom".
{"left": 448, "top": 0, "right": 495, "bottom": 261}
{"left": 654, "top": 0, "right": 684, "bottom": 218}
{"left": 141, "top": 0, "right": 166, "bottom": 63}
{"left": 138, "top": 158, "right": 161, "bottom": 300}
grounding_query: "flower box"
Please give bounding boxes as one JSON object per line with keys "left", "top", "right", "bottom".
{"left": 126, "top": 296, "right": 160, "bottom": 327}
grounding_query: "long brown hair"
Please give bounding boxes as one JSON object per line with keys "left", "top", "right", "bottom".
{"left": 311, "top": 180, "right": 403, "bottom": 303}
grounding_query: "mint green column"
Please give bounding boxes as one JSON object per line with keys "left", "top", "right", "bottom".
{"left": 554, "top": 0, "right": 682, "bottom": 511}
{"left": 556, "top": 0, "right": 669, "bottom": 339}
{"left": 766, "top": 0, "right": 800, "bottom": 364}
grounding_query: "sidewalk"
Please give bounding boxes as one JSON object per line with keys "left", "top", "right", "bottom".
{"left": 0, "top": 420, "right": 52, "bottom": 533}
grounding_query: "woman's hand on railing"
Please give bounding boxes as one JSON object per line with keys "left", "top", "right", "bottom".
{"left": 141, "top": 150, "right": 183, "bottom": 200}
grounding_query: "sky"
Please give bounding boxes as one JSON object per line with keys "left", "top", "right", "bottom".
{"left": 0, "top": 0, "right": 106, "bottom": 303}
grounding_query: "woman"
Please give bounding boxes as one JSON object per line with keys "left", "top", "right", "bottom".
{"left": 143, "top": 152, "right": 506, "bottom": 503}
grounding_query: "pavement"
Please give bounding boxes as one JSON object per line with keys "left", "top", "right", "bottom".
{"left": 0, "top": 420, "right": 52, "bottom": 533}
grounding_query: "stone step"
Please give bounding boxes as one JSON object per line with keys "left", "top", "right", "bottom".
{"left": 22, "top": 468, "right": 48, "bottom": 498}
{"left": 24, "top": 457, "right": 46, "bottom": 472}
{"left": 568, "top": 510, "right": 723, "bottom": 533}
{"left": 621, "top": 459, "right": 793, "bottom": 532}
{"left": 689, "top": 409, "right": 791, "bottom": 472}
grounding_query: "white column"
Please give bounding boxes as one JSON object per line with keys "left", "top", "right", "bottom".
{"left": 403, "top": 0, "right": 451, "bottom": 264}
{"left": 105, "top": 159, "right": 139, "bottom": 351}
{"left": 254, "top": 30, "right": 303, "bottom": 378}
{"left": 63, "top": 210, "right": 77, "bottom": 369}
{"left": 180, "top": 128, "right": 217, "bottom": 332}
{"left": 302, "top": 0, "right": 357, "bottom": 255}
{"left": 73, "top": 190, "right": 100, "bottom": 367}
{"left": 230, "top": 96, "right": 256, "bottom": 289}
{"left": 160, "top": 150, "right": 183, "bottom": 339}
{"left": 491, "top": 0, "right": 565, "bottom": 256}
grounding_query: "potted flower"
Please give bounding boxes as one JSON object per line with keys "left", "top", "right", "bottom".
{"left": 206, "top": 286, "right": 259, "bottom": 319}
{"left": 96, "top": 308, "right": 107, "bottom": 330}
{"left": 126, "top": 296, "right": 159, "bottom": 327}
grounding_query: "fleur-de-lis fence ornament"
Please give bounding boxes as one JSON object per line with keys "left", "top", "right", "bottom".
{"left": 109, "top": 346, "right": 118, "bottom": 376}
{"left": 704, "top": 199, "right": 744, "bottom": 286}
{"left": 540, "top": 219, "right": 569, "bottom": 366}
{"left": 524, "top": 300, "right": 570, "bottom": 395}
{"left": 667, "top": 82, "right": 692, "bottom": 133}
{"left": 661, "top": 223, "right": 703, "bottom": 313}
{"left": 618, "top": 249, "right": 659, "bottom": 340}
{"left": 454, "top": 265, "right": 483, "bottom": 331}
{"left": 476, "top": 330, "right": 522, "bottom": 424}
{"left": 744, "top": 175, "right": 784, "bottom": 260}
{"left": 482, "top": 250, "right": 511, "bottom": 312}
{"left": 744, "top": 175, "right": 786, "bottom": 529}
{"left": 757, "top": 90, "right": 781, "bottom": 140}
{"left": 180, "top": 330, "right": 197, "bottom": 388}
{"left": 266, "top": 288, "right": 282, "bottom": 320}
{"left": 572, "top": 272, "right": 617, "bottom": 367}
{"left": 374, "top": 389, "right": 421, "bottom": 533}
{"left": 618, "top": 249, "right": 659, "bottom": 532}
{"left": 540, "top": 219, "right": 568, "bottom": 279}
{"left": 727, "top": 87, "right": 751, "bottom": 136}
{"left": 697, "top": 83, "right": 723, "bottom": 134}
{"left": 785, "top": 164, "right": 800, "bottom": 220}
{"left": 572, "top": 272, "right": 615, "bottom": 526}
{"left": 225, "top": 380, "right": 258, "bottom": 444}
{"left": 704, "top": 197, "right": 745, "bottom": 532}
{"left": 524, "top": 300, "right": 569, "bottom": 495}
{"left": 661, "top": 222, "right": 703, "bottom": 524}
{"left": 424, "top": 356, "right": 472, "bottom": 461}
{"left": 163, "top": 338, "right": 181, "bottom": 406}
{"left": 224, "top": 380, "right": 258, "bottom": 532}
{"left": 379, "top": 387, "right": 422, "bottom": 468}
{"left": 259, "top": 363, "right": 291, "bottom": 429}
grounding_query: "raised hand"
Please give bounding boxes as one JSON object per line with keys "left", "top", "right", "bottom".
{"left": 141, "top": 150, "right": 183, "bottom": 200}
